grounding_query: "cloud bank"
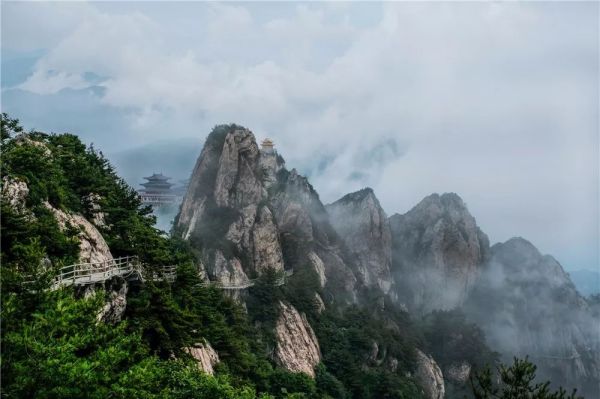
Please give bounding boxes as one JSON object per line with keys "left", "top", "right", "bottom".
{"left": 1, "top": 2, "right": 598, "bottom": 271}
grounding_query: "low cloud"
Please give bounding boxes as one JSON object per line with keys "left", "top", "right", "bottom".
{"left": 1, "top": 2, "right": 598, "bottom": 270}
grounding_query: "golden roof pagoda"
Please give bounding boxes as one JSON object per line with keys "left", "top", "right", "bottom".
{"left": 261, "top": 138, "right": 275, "bottom": 150}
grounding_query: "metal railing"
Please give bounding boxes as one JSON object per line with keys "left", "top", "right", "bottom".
{"left": 25, "top": 258, "right": 293, "bottom": 291}
{"left": 50, "top": 256, "right": 143, "bottom": 289}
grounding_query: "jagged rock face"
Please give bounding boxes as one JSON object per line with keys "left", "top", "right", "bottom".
{"left": 326, "top": 188, "right": 393, "bottom": 294}
{"left": 96, "top": 277, "right": 128, "bottom": 324}
{"left": 251, "top": 206, "right": 284, "bottom": 273}
{"left": 176, "top": 127, "right": 283, "bottom": 283}
{"left": 214, "top": 130, "right": 264, "bottom": 208}
{"left": 224, "top": 204, "right": 284, "bottom": 276}
{"left": 389, "top": 193, "right": 489, "bottom": 313}
{"left": 415, "top": 349, "right": 445, "bottom": 399}
{"left": 465, "top": 237, "right": 600, "bottom": 396}
{"left": 177, "top": 127, "right": 358, "bottom": 299}
{"left": 184, "top": 341, "right": 220, "bottom": 375}
{"left": 270, "top": 169, "right": 357, "bottom": 298}
{"left": 177, "top": 133, "right": 224, "bottom": 238}
{"left": 210, "top": 250, "right": 250, "bottom": 287}
{"left": 44, "top": 202, "right": 114, "bottom": 265}
{"left": 270, "top": 169, "right": 319, "bottom": 241}
{"left": 274, "top": 301, "right": 321, "bottom": 377}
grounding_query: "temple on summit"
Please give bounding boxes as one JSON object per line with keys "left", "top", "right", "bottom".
{"left": 261, "top": 138, "right": 275, "bottom": 153}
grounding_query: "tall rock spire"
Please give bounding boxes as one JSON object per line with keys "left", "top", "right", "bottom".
{"left": 326, "top": 188, "right": 393, "bottom": 295}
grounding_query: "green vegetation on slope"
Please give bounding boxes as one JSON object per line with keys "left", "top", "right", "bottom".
{"left": 0, "top": 115, "right": 315, "bottom": 398}
{"left": 471, "top": 357, "right": 582, "bottom": 399}
{"left": 1, "top": 115, "right": 580, "bottom": 399}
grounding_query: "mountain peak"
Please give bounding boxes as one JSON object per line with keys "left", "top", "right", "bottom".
{"left": 390, "top": 191, "right": 489, "bottom": 313}
{"left": 329, "top": 187, "right": 377, "bottom": 206}
{"left": 326, "top": 187, "right": 392, "bottom": 294}
{"left": 490, "top": 237, "right": 570, "bottom": 281}
{"left": 417, "top": 192, "right": 467, "bottom": 212}
{"left": 493, "top": 237, "right": 540, "bottom": 257}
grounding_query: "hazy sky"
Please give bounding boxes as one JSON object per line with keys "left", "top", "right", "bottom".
{"left": 2, "top": 2, "right": 598, "bottom": 271}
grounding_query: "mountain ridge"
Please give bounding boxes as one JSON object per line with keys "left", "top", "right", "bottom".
{"left": 3, "top": 116, "right": 596, "bottom": 399}
{"left": 173, "top": 125, "right": 598, "bottom": 397}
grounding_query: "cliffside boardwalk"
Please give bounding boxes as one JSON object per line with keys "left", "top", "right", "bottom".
{"left": 26, "top": 256, "right": 292, "bottom": 291}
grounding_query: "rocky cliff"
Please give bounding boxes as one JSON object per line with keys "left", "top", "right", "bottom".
{"left": 415, "top": 349, "right": 445, "bottom": 399}
{"left": 174, "top": 126, "right": 357, "bottom": 378}
{"left": 389, "top": 193, "right": 489, "bottom": 314}
{"left": 176, "top": 126, "right": 282, "bottom": 285}
{"left": 2, "top": 168, "right": 128, "bottom": 324}
{"left": 173, "top": 125, "right": 597, "bottom": 394}
{"left": 465, "top": 237, "right": 600, "bottom": 396}
{"left": 175, "top": 126, "right": 358, "bottom": 300}
{"left": 326, "top": 188, "right": 393, "bottom": 295}
{"left": 2, "top": 176, "right": 29, "bottom": 215}
{"left": 274, "top": 301, "right": 321, "bottom": 377}
{"left": 184, "top": 341, "right": 221, "bottom": 375}
{"left": 270, "top": 168, "right": 358, "bottom": 299}
{"left": 44, "top": 201, "right": 114, "bottom": 265}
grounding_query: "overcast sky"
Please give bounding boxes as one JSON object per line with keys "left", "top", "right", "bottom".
{"left": 2, "top": 1, "right": 598, "bottom": 271}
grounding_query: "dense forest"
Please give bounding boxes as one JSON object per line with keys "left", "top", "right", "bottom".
{"left": 0, "top": 114, "right": 583, "bottom": 398}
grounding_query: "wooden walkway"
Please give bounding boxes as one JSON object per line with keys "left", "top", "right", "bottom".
{"left": 27, "top": 256, "right": 292, "bottom": 291}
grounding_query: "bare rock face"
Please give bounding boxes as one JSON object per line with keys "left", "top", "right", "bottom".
{"left": 274, "top": 301, "right": 321, "bottom": 377}
{"left": 466, "top": 237, "right": 600, "bottom": 397}
{"left": 96, "top": 277, "right": 128, "bottom": 324}
{"left": 185, "top": 341, "right": 220, "bottom": 375}
{"left": 252, "top": 206, "right": 284, "bottom": 273}
{"left": 82, "top": 193, "right": 107, "bottom": 228}
{"left": 226, "top": 204, "right": 257, "bottom": 254}
{"left": 214, "top": 130, "right": 264, "bottom": 208}
{"left": 176, "top": 127, "right": 282, "bottom": 282}
{"left": 211, "top": 250, "right": 250, "bottom": 287}
{"left": 307, "top": 251, "right": 327, "bottom": 288}
{"left": 44, "top": 202, "right": 114, "bottom": 265}
{"left": 446, "top": 362, "right": 471, "bottom": 384}
{"left": 258, "top": 146, "right": 282, "bottom": 188}
{"left": 1, "top": 176, "right": 29, "bottom": 213}
{"left": 415, "top": 349, "right": 445, "bottom": 399}
{"left": 270, "top": 169, "right": 358, "bottom": 299}
{"left": 390, "top": 193, "right": 489, "bottom": 313}
{"left": 327, "top": 188, "right": 393, "bottom": 294}
{"left": 176, "top": 126, "right": 359, "bottom": 301}
{"left": 270, "top": 170, "right": 317, "bottom": 241}
{"left": 176, "top": 128, "right": 223, "bottom": 236}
